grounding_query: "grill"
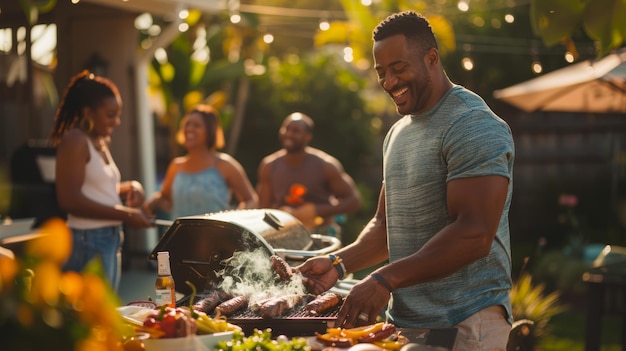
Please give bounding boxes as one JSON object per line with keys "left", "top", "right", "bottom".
{"left": 149, "top": 209, "right": 341, "bottom": 295}
{"left": 177, "top": 293, "right": 340, "bottom": 337}
{"left": 149, "top": 209, "right": 343, "bottom": 336}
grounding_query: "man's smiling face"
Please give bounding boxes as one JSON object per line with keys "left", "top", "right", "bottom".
{"left": 374, "top": 34, "right": 434, "bottom": 116}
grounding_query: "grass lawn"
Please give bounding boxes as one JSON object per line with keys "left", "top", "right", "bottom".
{"left": 538, "top": 308, "right": 622, "bottom": 351}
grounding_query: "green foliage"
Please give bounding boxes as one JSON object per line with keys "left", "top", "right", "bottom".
{"left": 510, "top": 272, "right": 567, "bottom": 339}
{"left": 19, "top": 0, "right": 56, "bottom": 24}
{"left": 539, "top": 310, "right": 623, "bottom": 350}
{"left": 236, "top": 50, "right": 378, "bottom": 182}
{"left": 531, "top": 250, "right": 588, "bottom": 295}
{"left": 232, "top": 51, "right": 379, "bottom": 237}
{"left": 530, "top": 0, "right": 626, "bottom": 57}
{"left": 513, "top": 175, "right": 626, "bottom": 255}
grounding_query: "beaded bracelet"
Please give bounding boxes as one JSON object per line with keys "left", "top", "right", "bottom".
{"left": 328, "top": 254, "right": 346, "bottom": 280}
{"left": 371, "top": 272, "right": 393, "bottom": 293}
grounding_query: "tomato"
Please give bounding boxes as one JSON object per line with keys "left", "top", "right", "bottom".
{"left": 159, "top": 314, "right": 177, "bottom": 338}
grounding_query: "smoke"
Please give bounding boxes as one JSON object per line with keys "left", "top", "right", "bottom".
{"left": 216, "top": 233, "right": 306, "bottom": 305}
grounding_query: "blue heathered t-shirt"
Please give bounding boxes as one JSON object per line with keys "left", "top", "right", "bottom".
{"left": 382, "top": 85, "right": 514, "bottom": 328}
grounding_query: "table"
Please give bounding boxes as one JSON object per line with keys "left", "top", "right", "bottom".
{"left": 582, "top": 261, "right": 626, "bottom": 351}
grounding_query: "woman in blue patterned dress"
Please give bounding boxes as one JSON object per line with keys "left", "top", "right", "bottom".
{"left": 144, "top": 104, "right": 257, "bottom": 219}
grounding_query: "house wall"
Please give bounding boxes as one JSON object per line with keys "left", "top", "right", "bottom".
{"left": 53, "top": 1, "right": 141, "bottom": 181}
{"left": 0, "top": 2, "right": 144, "bottom": 225}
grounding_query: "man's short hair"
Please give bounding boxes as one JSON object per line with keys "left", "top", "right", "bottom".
{"left": 372, "top": 11, "right": 438, "bottom": 51}
{"left": 284, "top": 112, "right": 314, "bottom": 133}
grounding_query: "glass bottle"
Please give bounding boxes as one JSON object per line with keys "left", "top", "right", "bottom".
{"left": 155, "top": 251, "right": 176, "bottom": 308}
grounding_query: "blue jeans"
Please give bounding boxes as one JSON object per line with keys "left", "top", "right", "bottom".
{"left": 63, "top": 226, "right": 124, "bottom": 291}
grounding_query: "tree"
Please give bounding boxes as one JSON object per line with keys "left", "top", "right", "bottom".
{"left": 236, "top": 50, "right": 377, "bottom": 183}
{"left": 530, "top": 0, "right": 626, "bottom": 58}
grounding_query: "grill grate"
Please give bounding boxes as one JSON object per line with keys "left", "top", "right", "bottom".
{"left": 178, "top": 293, "right": 339, "bottom": 337}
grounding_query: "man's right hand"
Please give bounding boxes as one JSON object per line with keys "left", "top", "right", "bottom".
{"left": 296, "top": 255, "right": 339, "bottom": 295}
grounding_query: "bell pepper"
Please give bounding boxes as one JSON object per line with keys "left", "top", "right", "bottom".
{"left": 315, "top": 332, "right": 355, "bottom": 348}
{"left": 372, "top": 339, "right": 407, "bottom": 350}
{"left": 357, "top": 323, "right": 396, "bottom": 343}
{"left": 328, "top": 322, "right": 386, "bottom": 339}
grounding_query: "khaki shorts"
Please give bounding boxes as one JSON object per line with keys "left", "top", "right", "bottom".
{"left": 453, "top": 305, "right": 511, "bottom": 351}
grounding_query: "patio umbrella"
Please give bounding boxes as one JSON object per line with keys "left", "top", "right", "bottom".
{"left": 493, "top": 48, "right": 626, "bottom": 113}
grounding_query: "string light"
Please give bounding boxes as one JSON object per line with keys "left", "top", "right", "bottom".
{"left": 462, "top": 57, "right": 474, "bottom": 70}
{"left": 529, "top": 48, "right": 541, "bottom": 74}
{"left": 462, "top": 43, "right": 474, "bottom": 71}
{"left": 134, "top": 13, "right": 152, "bottom": 31}
{"left": 564, "top": 51, "right": 575, "bottom": 63}
{"left": 343, "top": 45, "right": 353, "bottom": 63}
{"left": 263, "top": 33, "right": 274, "bottom": 44}
{"left": 230, "top": 13, "right": 241, "bottom": 24}
{"left": 457, "top": 0, "right": 470, "bottom": 12}
{"left": 319, "top": 18, "right": 330, "bottom": 31}
{"left": 154, "top": 47, "right": 168, "bottom": 64}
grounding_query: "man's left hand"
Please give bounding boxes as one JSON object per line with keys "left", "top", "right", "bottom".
{"left": 335, "top": 275, "right": 391, "bottom": 328}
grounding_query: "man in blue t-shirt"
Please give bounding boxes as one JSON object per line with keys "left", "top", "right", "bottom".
{"left": 298, "top": 11, "right": 515, "bottom": 350}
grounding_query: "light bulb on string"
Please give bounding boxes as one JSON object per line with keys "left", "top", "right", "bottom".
{"left": 462, "top": 57, "right": 474, "bottom": 71}
{"left": 230, "top": 13, "right": 241, "bottom": 24}
{"left": 343, "top": 45, "right": 353, "bottom": 63}
{"left": 461, "top": 44, "right": 473, "bottom": 71}
{"left": 319, "top": 19, "right": 330, "bottom": 31}
{"left": 458, "top": 0, "right": 470, "bottom": 12}
{"left": 178, "top": 9, "right": 189, "bottom": 20}
{"left": 564, "top": 51, "right": 575, "bottom": 63}
{"left": 263, "top": 33, "right": 274, "bottom": 44}
{"left": 530, "top": 48, "right": 542, "bottom": 74}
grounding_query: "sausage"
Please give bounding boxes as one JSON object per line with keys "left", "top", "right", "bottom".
{"left": 259, "top": 296, "right": 291, "bottom": 318}
{"left": 270, "top": 255, "right": 294, "bottom": 281}
{"left": 305, "top": 292, "right": 343, "bottom": 315}
{"left": 216, "top": 295, "right": 249, "bottom": 316}
{"left": 192, "top": 290, "right": 232, "bottom": 314}
{"left": 258, "top": 294, "right": 305, "bottom": 318}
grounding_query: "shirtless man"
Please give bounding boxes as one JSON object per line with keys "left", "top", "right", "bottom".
{"left": 256, "top": 112, "right": 361, "bottom": 237}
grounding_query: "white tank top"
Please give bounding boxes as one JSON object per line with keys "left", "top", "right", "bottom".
{"left": 67, "top": 139, "right": 123, "bottom": 229}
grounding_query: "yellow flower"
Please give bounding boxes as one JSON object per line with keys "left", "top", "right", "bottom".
{"left": 26, "top": 218, "right": 72, "bottom": 264}
{"left": 2, "top": 218, "right": 126, "bottom": 351}
{"left": 59, "top": 271, "right": 85, "bottom": 305}
{"left": 29, "top": 260, "right": 62, "bottom": 306}
{"left": 0, "top": 255, "right": 18, "bottom": 291}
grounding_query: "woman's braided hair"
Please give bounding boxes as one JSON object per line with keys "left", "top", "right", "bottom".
{"left": 49, "top": 70, "right": 120, "bottom": 146}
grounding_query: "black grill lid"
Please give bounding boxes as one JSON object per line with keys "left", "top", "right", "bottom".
{"left": 148, "top": 209, "right": 313, "bottom": 295}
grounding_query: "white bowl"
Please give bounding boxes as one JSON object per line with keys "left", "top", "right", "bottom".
{"left": 143, "top": 331, "right": 234, "bottom": 351}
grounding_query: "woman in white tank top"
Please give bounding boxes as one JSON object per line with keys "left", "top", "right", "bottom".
{"left": 49, "top": 70, "right": 154, "bottom": 291}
